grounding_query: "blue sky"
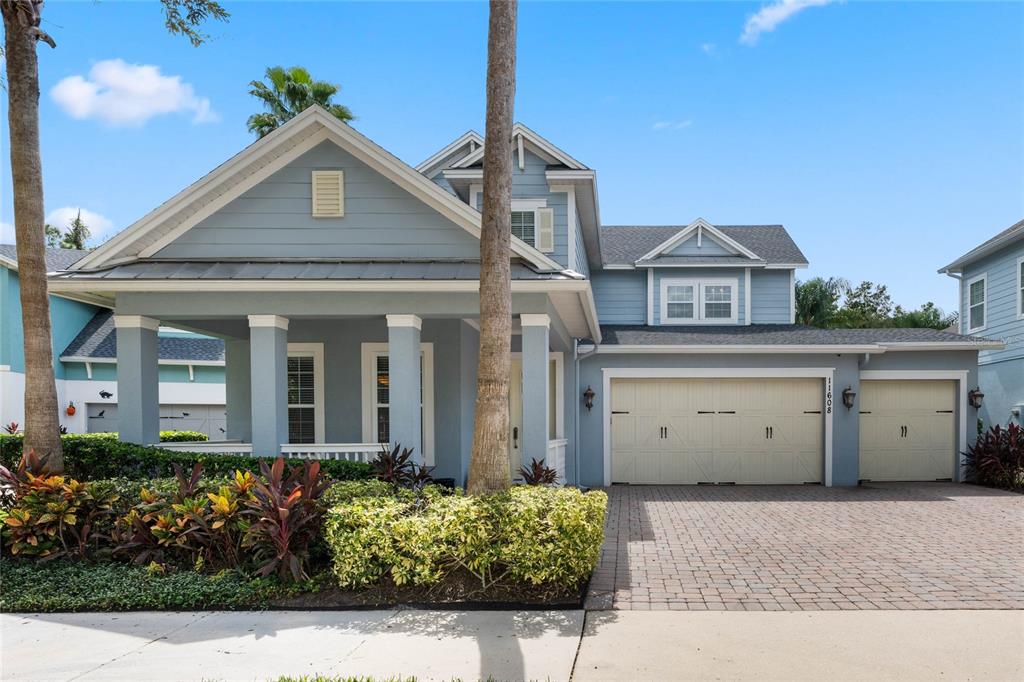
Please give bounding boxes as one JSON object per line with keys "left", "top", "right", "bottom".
{"left": 1, "top": 0, "right": 1022, "bottom": 312}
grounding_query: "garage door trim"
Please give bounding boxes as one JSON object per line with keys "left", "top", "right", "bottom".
{"left": 601, "top": 367, "right": 836, "bottom": 487}
{"left": 859, "top": 370, "right": 969, "bottom": 482}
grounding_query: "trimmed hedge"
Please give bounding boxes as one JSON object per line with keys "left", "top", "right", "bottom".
{"left": 325, "top": 483, "right": 607, "bottom": 590}
{"left": 0, "top": 559, "right": 297, "bottom": 612}
{"left": 158, "top": 430, "right": 209, "bottom": 442}
{"left": 0, "top": 433, "right": 372, "bottom": 481}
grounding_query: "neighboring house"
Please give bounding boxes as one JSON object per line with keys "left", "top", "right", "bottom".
{"left": 940, "top": 218, "right": 1024, "bottom": 428}
{"left": 0, "top": 245, "right": 226, "bottom": 437}
{"left": 48, "top": 106, "right": 998, "bottom": 486}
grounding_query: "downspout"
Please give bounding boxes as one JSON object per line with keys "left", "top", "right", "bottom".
{"left": 573, "top": 337, "right": 599, "bottom": 488}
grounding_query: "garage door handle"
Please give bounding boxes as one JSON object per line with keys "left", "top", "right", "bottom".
{"left": 770, "top": 426, "right": 774, "bottom": 439}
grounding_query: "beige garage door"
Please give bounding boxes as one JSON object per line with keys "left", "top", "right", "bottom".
{"left": 859, "top": 380, "right": 955, "bottom": 482}
{"left": 610, "top": 378, "right": 824, "bottom": 484}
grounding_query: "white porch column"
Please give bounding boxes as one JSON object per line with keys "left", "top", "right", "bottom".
{"left": 387, "top": 314, "right": 422, "bottom": 463}
{"left": 114, "top": 315, "right": 160, "bottom": 444}
{"left": 224, "top": 338, "right": 251, "bottom": 442}
{"left": 248, "top": 315, "right": 288, "bottom": 456}
{"left": 520, "top": 314, "right": 550, "bottom": 469}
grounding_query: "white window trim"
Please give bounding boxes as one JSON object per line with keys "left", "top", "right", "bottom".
{"left": 287, "top": 343, "right": 325, "bottom": 443}
{"left": 965, "top": 272, "right": 987, "bottom": 333}
{"left": 660, "top": 277, "right": 739, "bottom": 325}
{"left": 360, "top": 342, "right": 435, "bottom": 466}
{"left": 510, "top": 199, "right": 548, "bottom": 249}
{"left": 1017, "top": 256, "right": 1024, "bottom": 321}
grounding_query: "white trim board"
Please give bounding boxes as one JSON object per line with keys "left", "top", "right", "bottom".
{"left": 636, "top": 218, "right": 761, "bottom": 263}
{"left": 360, "top": 342, "right": 435, "bottom": 465}
{"left": 858, "top": 370, "right": 971, "bottom": 482}
{"left": 600, "top": 367, "right": 836, "bottom": 488}
{"left": 414, "top": 130, "right": 483, "bottom": 175}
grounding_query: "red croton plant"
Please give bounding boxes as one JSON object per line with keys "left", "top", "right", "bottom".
{"left": 963, "top": 422, "right": 1024, "bottom": 492}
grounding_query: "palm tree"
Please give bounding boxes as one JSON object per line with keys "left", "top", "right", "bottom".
{"left": 2, "top": 0, "right": 228, "bottom": 472}
{"left": 59, "top": 210, "right": 90, "bottom": 250}
{"left": 247, "top": 66, "right": 354, "bottom": 138}
{"left": 467, "top": 0, "right": 517, "bottom": 495}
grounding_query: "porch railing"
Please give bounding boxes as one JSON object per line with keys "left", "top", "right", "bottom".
{"left": 155, "top": 441, "right": 385, "bottom": 462}
{"left": 280, "top": 443, "right": 386, "bottom": 462}
{"left": 547, "top": 438, "right": 568, "bottom": 484}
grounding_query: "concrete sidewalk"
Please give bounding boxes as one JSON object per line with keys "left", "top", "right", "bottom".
{"left": 0, "top": 610, "right": 584, "bottom": 682}
{"left": 575, "top": 610, "right": 1024, "bottom": 681}
{"left": 2, "top": 609, "right": 1022, "bottom": 681}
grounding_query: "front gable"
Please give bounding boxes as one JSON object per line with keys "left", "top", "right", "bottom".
{"left": 636, "top": 218, "right": 762, "bottom": 264}
{"left": 155, "top": 141, "right": 484, "bottom": 260}
{"left": 72, "top": 107, "right": 562, "bottom": 272}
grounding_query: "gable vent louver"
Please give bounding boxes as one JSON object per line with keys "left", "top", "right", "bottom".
{"left": 311, "top": 170, "right": 345, "bottom": 217}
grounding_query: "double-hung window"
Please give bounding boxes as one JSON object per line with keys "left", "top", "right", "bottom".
{"left": 360, "top": 343, "right": 435, "bottom": 464}
{"left": 660, "top": 278, "right": 739, "bottom": 324}
{"left": 511, "top": 211, "right": 536, "bottom": 245}
{"left": 286, "top": 344, "right": 324, "bottom": 444}
{"left": 508, "top": 199, "right": 554, "bottom": 253}
{"left": 966, "top": 274, "right": 986, "bottom": 332}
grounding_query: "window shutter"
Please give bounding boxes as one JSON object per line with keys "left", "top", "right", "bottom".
{"left": 536, "top": 208, "right": 555, "bottom": 253}
{"left": 311, "top": 171, "right": 344, "bottom": 217}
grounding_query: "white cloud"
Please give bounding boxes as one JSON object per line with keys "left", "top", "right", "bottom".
{"left": 652, "top": 120, "right": 693, "bottom": 132}
{"left": 701, "top": 42, "right": 716, "bottom": 54}
{"left": 740, "top": 0, "right": 835, "bottom": 45}
{"left": 51, "top": 59, "right": 218, "bottom": 127}
{"left": 46, "top": 207, "right": 116, "bottom": 245}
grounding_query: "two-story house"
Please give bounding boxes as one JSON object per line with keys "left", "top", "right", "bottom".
{"left": 0, "top": 245, "right": 226, "bottom": 436}
{"left": 940, "top": 219, "right": 1024, "bottom": 428}
{"left": 47, "top": 107, "right": 997, "bottom": 486}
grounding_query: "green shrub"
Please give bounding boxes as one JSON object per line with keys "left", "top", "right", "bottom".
{"left": 158, "top": 430, "right": 209, "bottom": 442}
{"left": 0, "top": 433, "right": 371, "bottom": 481}
{"left": 325, "top": 486, "right": 607, "bottom": 590}
{"left": 0, "top": 559, "right": 291, "bottom": 612}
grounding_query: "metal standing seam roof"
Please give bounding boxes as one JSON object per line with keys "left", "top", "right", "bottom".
{"left": 51, "top": 260, "right": 573, "bottom": 281}
{"left": 599, "top": 324, "right": 997, "bottom": 346}
{"left": 61, "top": 310, "right": 225, "bottom": 362}
{"left": 0, "top": 244, "right": 89, "bottom": 272}
{"left": 599, "top": 225, "right": 808, "bottom": 266}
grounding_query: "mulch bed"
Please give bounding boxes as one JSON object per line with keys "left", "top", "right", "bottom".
{"left": 272, "top": 567, "right": 587, "bottom": 610}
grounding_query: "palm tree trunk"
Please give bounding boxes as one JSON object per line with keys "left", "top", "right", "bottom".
{"left": 467, "top": 0, "right": 517, "bottom": 495}
{"left": 2, "top": 1, "right": 64, "bottom": 471}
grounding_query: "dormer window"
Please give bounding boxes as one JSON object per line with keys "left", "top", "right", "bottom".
{"left": 509, "top": 199, "right": 554, "bottom": 253}
{"left": 511, "top": 211, "right": 535, "bottom": 245}
{"left": 661, "top": 277, "right": 739, "bottom": 325}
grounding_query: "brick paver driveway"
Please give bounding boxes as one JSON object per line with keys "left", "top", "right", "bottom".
{"left": 586, "top": 483, "right": 1024, "bottom": 611}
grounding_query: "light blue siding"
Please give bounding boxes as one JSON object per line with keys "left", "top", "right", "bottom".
{"left": 652, "top": 268, "right": 747, "bottom": 325}
{"left": 156, "top": 141, "right": 483, "bottom": 260}
{"left": 1, "top": 267, "right": 101, "bottom": 378}
{"left": 667, "top": 234, "right": 733, "bottom": 257}
{"left": 592, "top": 270, "right": 646, "bottom": 325}
{"left": 959, "top": 240, "right": 1024, "bottom": 427}
{"left": 750, "top": 269, "right": 793, "bottom": 324}
{"left": 571, "top": 204, "right": 589, "bottom": 277}
{"left": 961, "top": 243, "right": 1024, "bottom": 365}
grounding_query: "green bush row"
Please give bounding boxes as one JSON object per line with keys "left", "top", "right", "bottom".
{"left": 0, "top": 559, "right": 296, "bottom": 612}
{"left": 0, "top": 433, "right": 372, "bottom": 481}
{"left": 325, "top": 483, "right": 607, "bottom": 590}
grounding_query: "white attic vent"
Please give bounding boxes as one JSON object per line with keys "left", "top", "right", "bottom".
{"left": 311, "top": 170, "right": 344, "bottom": 217}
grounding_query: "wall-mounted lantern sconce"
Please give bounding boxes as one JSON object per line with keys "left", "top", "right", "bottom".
{"left": 968, "top": 388, "right": 984, "bottom": 410}
{"left": 842, "top": 387, "right": 857, "bottom": 410}
{"left": 583, "top": 385, "right": 596, "bottom": 412}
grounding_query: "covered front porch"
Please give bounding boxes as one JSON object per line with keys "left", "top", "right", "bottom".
{"left": 110, "top": 293, "right": 575, "bottom": 484}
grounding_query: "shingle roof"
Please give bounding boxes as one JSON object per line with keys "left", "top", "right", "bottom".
{"left": 0, "top": 244, "right": 89, "bottom": 272}
{"left": 54, "top": 259, "right": 572, "bottom": 281}
{"left": 599, "top": 225, "right": 808, "bottom": 266}
{"left": 61, "top": 310, "right": 225, "bottom": 362}
{"left": 939, "top": 217, "right": 1024, "bottom": 273}
{"left": 599, "top": 324, "right": 997, "bottom": 347}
